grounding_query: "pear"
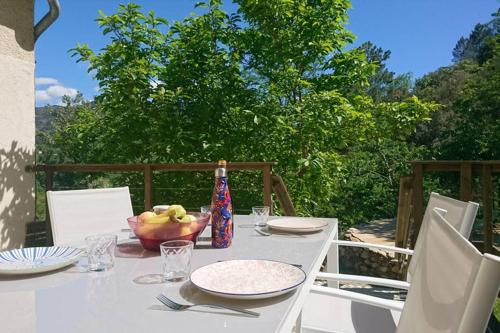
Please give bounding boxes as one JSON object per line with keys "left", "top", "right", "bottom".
{"left": 164, "top": 204, "right": 186, "bottom": 218}
{"left": 179, "top": 214, "right": 197, "bottom": 224}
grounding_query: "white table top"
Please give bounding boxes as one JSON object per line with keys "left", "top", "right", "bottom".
{"left": 0, "top": 215, "right": 337, "bottom": 333}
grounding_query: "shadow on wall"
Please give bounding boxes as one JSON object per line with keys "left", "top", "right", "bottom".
{"left": 0, "top": 141, "right": 35, "bottom": 250}
{"left": 0, "top": 0, "right": 35, "bottom": 53}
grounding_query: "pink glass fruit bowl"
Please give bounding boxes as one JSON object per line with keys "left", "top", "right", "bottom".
{"left": 127, "top": 212, "right": 210, "bottom": 251}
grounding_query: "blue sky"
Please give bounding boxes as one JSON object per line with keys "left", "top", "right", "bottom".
{"left": 34, "top": 0, "right": 499, "bottom": 106}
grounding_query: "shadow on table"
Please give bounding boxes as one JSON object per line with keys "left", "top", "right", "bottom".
{"left": 177, "top": 280, "right": 295, "bottom": 309}
{"left": 0, "top": 266, "right": 85, "bottom": 292}
{"left": 116, "top": 242, "right": 159, "bottom": 259}
{"left": 149, "top": 280, "right": 295, "bottom": 317}
{"left": 133, "top": 274, "right": 164, "bottom": 285}
{"left": 0, "top": 264, "right": 81, "bottom": 281}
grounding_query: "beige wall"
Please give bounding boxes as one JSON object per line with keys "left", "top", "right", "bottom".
{"left": 0, "top": 0, "right": 35, "bottom": 250}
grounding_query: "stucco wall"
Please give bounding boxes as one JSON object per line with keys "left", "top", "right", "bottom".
{"left": 0, "top": 0, "right": 35, "bottom": 250}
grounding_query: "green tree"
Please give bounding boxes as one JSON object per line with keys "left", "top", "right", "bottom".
{"left": 413, "top": 61, "right": 475, "bottom": 154}
{"left": 450, "top": 39, "right": 500, "bottom": 159}
{"left": 452, "top": 9, "right": 499, "bottom": 64}
{"left": 53, "top": 0, "right": 434, "bottom": 225}
{"left": 415, "top": 9, "right": 500, "bottom": 160}
{"left": 359, "top": 41, "right": 412, "bottom": 102}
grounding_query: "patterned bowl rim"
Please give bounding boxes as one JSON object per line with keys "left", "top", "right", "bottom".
{"left": 0, "top": 246, "right": 85, "bottom": 271}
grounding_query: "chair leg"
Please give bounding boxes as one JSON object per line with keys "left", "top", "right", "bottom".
{"left": 327, "top": 223, "right": 339, "bottom": 288}
{"left": 294, "top": 310, "right": 303, "bottom": 333}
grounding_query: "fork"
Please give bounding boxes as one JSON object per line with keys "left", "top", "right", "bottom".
{"left": 156, "top": 294, "right": 260, "bottom": 317}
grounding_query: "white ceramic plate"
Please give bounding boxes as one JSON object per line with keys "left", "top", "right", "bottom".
{"left": 267, "top": 217, "right": 328, "bottom": 233}
{"left": 0, "top": 246, "right": 84, "bottom": 275}
{"left": 190, "top": 260, "right": 306, "bottom": 300}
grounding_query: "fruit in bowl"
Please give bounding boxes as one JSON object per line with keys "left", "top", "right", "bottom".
{"left": 128, "top": 205, "right": 210, "bottom": 251}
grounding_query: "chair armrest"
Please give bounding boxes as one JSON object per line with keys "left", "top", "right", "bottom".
{"left": 316, "top": 272, "right": 410, "bottom": 290}
{"left": 332, "top": 240, "right": 414, "bottom": 256}
{"left": 310, "top": 285, "right": 405, "bottom": 312}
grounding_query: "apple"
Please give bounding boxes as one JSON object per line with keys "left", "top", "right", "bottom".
{"left": 137, "top": 211, "right": 156, "bottom": 223}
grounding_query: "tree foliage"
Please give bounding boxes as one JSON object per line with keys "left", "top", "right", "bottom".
{"left": 415, "top": 9, "right": 500, "bottom": 160}
{"left": 358, "top": 42, "right": 412, "bottom": 102}
{"left": 452, "top": 9, "right": 499, "bottom": 64}
{"left": 40, "top": 0, "right": 435, "bottom": 226}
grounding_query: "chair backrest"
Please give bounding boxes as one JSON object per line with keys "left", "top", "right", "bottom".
{"left": 397, "top": 209, "right": 500, "bottom": 333}
{"left": 47, "top": 187, "right": 134, "bottom": 246}
{"left": 407, "top": 192, "right": 479, "bottom": 281}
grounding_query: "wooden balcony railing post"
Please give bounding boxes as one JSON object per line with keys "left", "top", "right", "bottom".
{"left": 144, "top": 165, "right": 152, "bottom": 211}
{"left": 482, "top": 164, "right": 493, "bottom": 254}
{"left": 460, "top": 162, "right": 472, "bottom": 202}
{"left": 395, "top": 176, "right": 413, "bottom": 250}
{"left": 410, "top": 164, "right": 424, "bottom": 249}
{"left": 263, "top": 164, "right": 273, "bottom": 214}
{"left": 271, "top": 174, "right": 296, "bottom": 216}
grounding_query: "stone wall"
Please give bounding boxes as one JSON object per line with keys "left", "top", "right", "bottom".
{"left": 339, "top": 220, "right": 407, "bottom": 280}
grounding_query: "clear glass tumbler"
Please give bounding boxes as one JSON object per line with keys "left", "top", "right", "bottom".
{"left": 252, "top": 206, "right": 270, "bottom": 227}
{"left": 200, "top": 205, "right": 212, "bottom": 227}
{"left": 85, "top": 234, "right": 118, "bottom": 271}
{"left": 200, "top": 205, "right": 211, "bottom": 214}
{"left": 160, "top": 240, "right": 194, "bottom": 282}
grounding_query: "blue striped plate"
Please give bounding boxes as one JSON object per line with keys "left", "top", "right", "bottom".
{"left": 0, "top": 246, "right": 84, "bottom": 275}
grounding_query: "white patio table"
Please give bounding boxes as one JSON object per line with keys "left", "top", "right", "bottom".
{"left": 0, "top": 215, "right": 338, "bottom": 333}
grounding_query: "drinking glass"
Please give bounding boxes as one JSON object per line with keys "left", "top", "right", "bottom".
{"left": 200, "top": 205, "right": 211, "bottom": 214}
{"left": 160, "top": 240, "right": 194, "bottom": 282}
{"left": 252, "top": 206, "right": 270, "bottom": 227}
{"left": 200, "top": 205, "right": 212, "bottom": 228}
{"left": 153, "top": 205, "right": 170, "bottom": 214}
{"left": 85, "top": 234, "right": 118, "bottom": 271}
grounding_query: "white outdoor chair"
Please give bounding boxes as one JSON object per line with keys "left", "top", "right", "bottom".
{"left": 301, "top": 192, "right": 479, "bottom": 332}
{"left": 301, "top": 208, "right": 500, "bottom": 333}
{"left": 318, "top": 192, "right": 479, "bottom": 290}
{"left": 46, "top": 187, "right": 134, "bottom": 246}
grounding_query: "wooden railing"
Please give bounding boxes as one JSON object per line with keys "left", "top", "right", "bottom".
{"left": 396, "top": 161, "right": 499, "bottom": 255}
{"left": 27, "top": 162, "right": 296, "bottom": 245}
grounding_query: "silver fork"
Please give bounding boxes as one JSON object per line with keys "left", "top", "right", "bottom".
{"left": 156, "top": 294, "right": 260, "bottom": 317}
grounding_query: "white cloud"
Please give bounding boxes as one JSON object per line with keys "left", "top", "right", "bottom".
{"left": 35, "top": 77, "right": 59, "bottom": 86}
{"left": 35, "top": 90, "right": 51, "bottom": 102}
{"left": 35, "top": 78, "right": 80, "bottom": 106}
{"left": 46, "top": 85, "right": 78, "bottom": 98}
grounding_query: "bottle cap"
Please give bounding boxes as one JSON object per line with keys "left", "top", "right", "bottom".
{"left": 215, "top": 159, "right": 227, "bottom": 177}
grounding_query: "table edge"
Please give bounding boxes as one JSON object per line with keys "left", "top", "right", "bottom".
{"left": 276, "top": 218, "right": 338, "bottom": 333}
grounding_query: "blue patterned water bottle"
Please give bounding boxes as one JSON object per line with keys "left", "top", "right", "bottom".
{"left": 211, "top": 160, "right": 233, "bottom": 248}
